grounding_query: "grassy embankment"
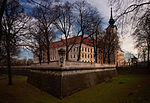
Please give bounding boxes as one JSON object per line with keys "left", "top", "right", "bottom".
{"left": 0, "top": 74, "right": 150, "bottom": 103}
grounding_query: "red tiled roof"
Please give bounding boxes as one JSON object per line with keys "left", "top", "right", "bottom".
{"left": 51, "top": 36, "right": 94, "bottom": 48}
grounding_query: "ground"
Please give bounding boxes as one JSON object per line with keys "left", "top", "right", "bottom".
{"left": 0, "top": 74, "right": 150, "bottom": 103}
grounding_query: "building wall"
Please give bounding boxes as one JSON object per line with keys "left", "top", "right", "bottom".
{"left": 69, "top": 44, "right": 79, "bottom": 61}
{"left": 80, "top": 44, "right": 95, "bottom": 63}
{"left": 97, "top": 48, "right": 103, "bottom": 64}
{"left": 46, "top": 44, "right": 95, "bottom": 63}
{"left": 34, "top": 42, "right": 124, "bottom": 65}
{"left": 117, "top": 49, "right": 125, "bottom": 66}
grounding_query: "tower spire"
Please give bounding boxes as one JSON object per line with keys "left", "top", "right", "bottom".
{"left": 109, "top": 7, "right": 115, "bottom": 26}
{"left": 110, "top": 7, "right": 113, "bottom": 19}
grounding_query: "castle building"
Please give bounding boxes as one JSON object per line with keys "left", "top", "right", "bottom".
{"left": 34, "top": 8, "right": 125, "bottom": 66}
{"left": 104, "top": 7, "right": 124, "bottom": 66}
{"left": 34, "top": 36, "right": 95, "bottom": 63}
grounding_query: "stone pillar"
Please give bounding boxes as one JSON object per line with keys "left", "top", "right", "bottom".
{"left": 58, "top": 48, "right": 65, "bottom": 67}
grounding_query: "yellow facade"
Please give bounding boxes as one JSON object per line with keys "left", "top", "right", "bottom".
{"left": 80, "top": 44, "right": 95, "bottom": 63}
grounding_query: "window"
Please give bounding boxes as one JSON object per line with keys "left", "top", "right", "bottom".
{"left": 85, "top": 54, "right": 86, "bottom": 58}
{"left": 88, "top": 54, "right": 89, "bottom": 58}
{"left": 91, "top": 55, "right": 92, "bottom": 58}
{"left": 71, "top": 54, "right": 72, "bottom": 58}
{"left": 82, "top": 53, "right": 84, "bottom": 58}
{"left": 85, "top": 47, "right": 86, "bottom": 52}
{"left": 74, "top": 51, "right": 75, "bottom": 58}
{"left": 71, "top": 48, "right": 72, "bottom": 52}
{"left": 91, "top": 48, "right": 92, "bottom": 52}
{"left": 77, "top": 47, "right": 78, "bottom": 52}
{"left": 77, "top": 52, "right": 79, "bottom": 57}
{"left": 82, "top": 47, "right": 84, "bottom": 51}
{"left": 88, "top": 48, "right": 89, "bottom": 52}
{"left": 74, "top": 48, "right": 75, "bottom": 52}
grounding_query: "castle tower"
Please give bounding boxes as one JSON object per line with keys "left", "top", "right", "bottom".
{"left": 109, "top": 7, "right": 115, "bottom": 26}
{"left": 106, "top": 7, "right": 117, "bottom": 34}
{"left": 105, "top": 7, "right": 118, "bottom": 64}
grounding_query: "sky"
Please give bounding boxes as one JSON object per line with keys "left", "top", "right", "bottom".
{"left": 85, "top": 0, "right": 137, "bottom": 54}
{"left": 19, "top": 0, "right": 137, "bottom": 59}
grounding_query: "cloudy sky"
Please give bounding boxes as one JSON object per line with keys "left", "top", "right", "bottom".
{"left": 85, "top": 0, "right": 137, "bottom": 54}
{"left": 20, "top": 0, "right": 137, "bottom": 55}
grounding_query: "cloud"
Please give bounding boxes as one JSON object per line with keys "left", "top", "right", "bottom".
{"left": 119, "top": 25, "right": 138, "bottom": 54}
{"left": 86, "top": 0, "right": 110, "bottom": 22}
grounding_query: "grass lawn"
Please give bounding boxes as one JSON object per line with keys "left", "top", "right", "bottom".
{"left": 0, "top": 74, "right": 150, "bottom": 103}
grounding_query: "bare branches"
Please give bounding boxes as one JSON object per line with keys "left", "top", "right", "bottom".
{"left": 115, "top": 1, "right": 150, "bottom": 21}
{"left": 132, "top": 8, "right": 150, "bottom": 70}
{"left": 30, "top": 0, "right": 58, "bottom": 63}
{"left": 0, "top": 0, "right": 7, "bottom": 24}
{"left": 53, "top": 2, "right": 75, "bottom": 60}
{"left": 0, "top": 0, "right": 30, "bottom": 85}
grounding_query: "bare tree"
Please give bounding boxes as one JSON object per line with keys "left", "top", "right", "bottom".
{"left": 0, "top": 0, "right": 7, "bottom": 22}
{"left": 54, "top": 1, "right": 75, "bottom": 61}
{"left": 108, "top": 0, "right": 150, "bottom": 38}
{"left": 106, "top": 28, "right": 119, "bottom": 64}
{"left": 25, "top": 20, "right": 45, "bottom": 65}
{"left": 108, "top": 0, "right": 150, "bottom": 21}
{"left": 97, "top": 31, "right": 107, "bottom": 64}
{"left": 108, "top": 0, "right": 150, "bottom": 70}
{"left": 1, "top": 0, "right": 29, "bottom": 85}
{"left": 84, "top": 7, "right": 103, "bottom": 63}
{"left": 98, "top": 7, "right": 119, "bottom": 64}
{"left": 0, "top": 0, "right": 7, "bottom": 48}
{"left": 0, "top": 0, "right": 7, "bottom": 27}
{"left": 32, "top": 0, "right": 57, "bottom": 64}
{"left": 73, "top": 0, "right": 97, "bottom": 61}
{"left": 132, "top": 9, "right": 150, "bottom": 72}
{"left": 137, "top": 46, "right": 147, "bottom": 62}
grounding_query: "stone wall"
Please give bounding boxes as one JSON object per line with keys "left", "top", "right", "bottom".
{"left": 0, "top": 65, "right": 117, "bottom": 99}
{"left": 31, "top": 61, "right": 115, "bottom": 68}
{"left": 27, "top": 67, "right": 117, "bottom": 99}
{"left": 27, "top": 70, "right": 62, "bottom": 97}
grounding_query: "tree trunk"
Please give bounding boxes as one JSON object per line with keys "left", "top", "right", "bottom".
{"left": 39, "top": 46, "right": 42, "bottom": 65}
{"left": 6, "top": 33, "right": 12, "bottom": 85}
{"left": 65, "top": 38, "right": 69, "bottom": 61}
{"left": 113, "top": 51, "right": 115, "bottom": 64}
{"left": 46, "top": 33, "right": 50, "bottom": 64}
{"left": 77, "top": 36, "right": 83, "bottom": 61}
{"left": 143, "top": 51, "right": 146, "bottom": 62}
{"left": 95, "top": 33, "right": 98, "bottom": 63}
{"left": 77, "top": 42, "right": 81, "bottom": 61}
{"left": 0, "top": 0, "right": 7, "bottom": 24}
{"left": 0, "top": 0, "right": 7, "bottom": 40}
{"left": 103, "top": 52, "right": 106, "bottom": 64}
{"left": 47, "top": 44, "right": 50, "bottom": 64}
{"left": 108, "top": 53, "right": 110, "bottom": 64}
{"left": 77, "top": 13, "right": 83, "bottom": 61}
{"left": 147, "top": 43, "right": 150, "bottom": 73}
{"left": 94, "top": 46, "right": 97, "bottom": 63}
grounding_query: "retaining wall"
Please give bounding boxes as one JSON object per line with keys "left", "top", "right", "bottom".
{"left": 27, "top": 67, "right": 117, "bottom": 99}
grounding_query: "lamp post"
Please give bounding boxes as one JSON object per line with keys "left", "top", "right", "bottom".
{"left": 58, "top": 48, "right": 65, "bottom": 67}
